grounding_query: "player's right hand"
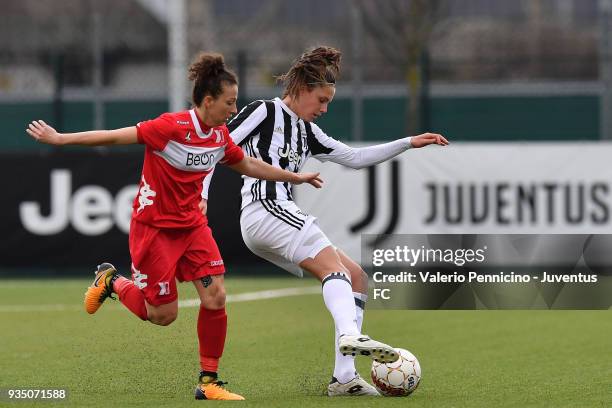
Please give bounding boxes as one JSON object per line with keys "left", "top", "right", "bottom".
{"left": 293, "top": 172, "right": 323, "bottom": 188}
{"left": 26, "top": 120, "right": 63, "bottom": 145}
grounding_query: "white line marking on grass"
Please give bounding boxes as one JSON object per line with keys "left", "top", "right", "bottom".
{"left": 0, "top": 286, "right": 321, "bottom": 313}
{"left": 0, "top": 304, "right": 81, "bottom": 312}
{"left": 179, "top": 286, "right": 320, "bottom": 308}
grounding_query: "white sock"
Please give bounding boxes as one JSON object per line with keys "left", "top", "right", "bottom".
{"left": 321, "top": 272, "right": 359, "bottom": 336}
{"left": 333, "top": 325, "right": 355, "bottom": 383}
{"left": 331, "top": 290, "right": 368, "bottom": 383}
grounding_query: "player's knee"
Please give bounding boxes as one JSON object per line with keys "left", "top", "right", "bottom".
{"left": 215, "top": 286, "right": 226, "bottom": 307}
{"left": 313, "top": 257, "right": 347, "bottom": 276}
{"left": 148, "top": 310, "right": 178, "bottom": 326}
{"left": 201, "top": 287, "right": 226, "bottom": 310}
{"left": 199, "top": 278, "right": 226, "bottom": 310}
{"left": 157, "top": 314, "right": 177, "bottom": 326}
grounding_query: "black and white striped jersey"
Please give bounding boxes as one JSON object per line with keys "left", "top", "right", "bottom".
{"left": 227, "top": 97, "right": 360, "bottom": 209}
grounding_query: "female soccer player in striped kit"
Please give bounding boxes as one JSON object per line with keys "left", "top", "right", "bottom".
{"left": 26, "top": 52, "right": 322, "bottom": 401}
{"left": 203, "top": 46, "right": 448, "bottom": 396}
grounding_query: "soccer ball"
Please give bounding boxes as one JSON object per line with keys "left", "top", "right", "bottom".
{"left": 371, "top": 348, "right": 421, "bottom": 396}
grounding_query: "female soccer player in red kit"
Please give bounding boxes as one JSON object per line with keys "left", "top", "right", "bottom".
{"left": 26, "top": 52, "right": 322, "bottom": 401}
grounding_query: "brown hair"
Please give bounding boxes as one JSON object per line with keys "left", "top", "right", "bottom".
{"left": 277, "top": 46, "right": 341, "bottom": 98}
{"left": 188, "top": 52, "right": 238, "bottom": 106}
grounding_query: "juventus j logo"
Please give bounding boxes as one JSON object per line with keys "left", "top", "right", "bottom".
{"left": 349, "top": 160, "right": 401, "bottom": 247}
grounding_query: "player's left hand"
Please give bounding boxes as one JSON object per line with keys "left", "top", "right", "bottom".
{"left": 410, "top": 133, "right": 449, "bottom": 148}
{"left": 293, "top": 172, "right": 323, "bottom": 188}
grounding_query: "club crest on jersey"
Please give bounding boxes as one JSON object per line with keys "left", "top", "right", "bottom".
{"left": 278, "top": 143, "right": 302, "bottom": 166}
{"left": 185, "top": 131, "right": 192, "bottom": 141}
{"left": 214, "top": 129, "right": 224, "bottom": 143}
{"left": 274, "top": 126, "right": 284, "bottom": 134}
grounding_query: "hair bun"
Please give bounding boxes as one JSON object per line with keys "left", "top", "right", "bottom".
{"left": 277, "top": 45, "right": 341, "bottom": 99}
{"left": 304, "top": 46, "right": 341, "bottom": 67}
{"left": 188, "top": 53, "right": 226, "bottom": 82}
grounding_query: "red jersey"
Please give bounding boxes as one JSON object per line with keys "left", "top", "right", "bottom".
{"left": 133, "top": 109, "right": 244, "bottom": 229}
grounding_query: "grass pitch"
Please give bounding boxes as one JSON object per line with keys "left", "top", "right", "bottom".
{"left": 1, "top": 276, "right": 610, "bottom": 407}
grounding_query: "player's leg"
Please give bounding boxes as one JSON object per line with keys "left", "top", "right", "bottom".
{"left": 180, "top": 224, "right": 244, "bottom": 401}
{"left": 299, "top": 246, "right": 358, "bottom": 336}
{"left": 193, "top": 275, "right": 227, "bottom": 378}
{"left": 336, "top": 248, "right": 368, "bottom": 332}
{"left": 84, "top": 261, "right": 179, "bottom": 324}
{"left": 243, "top": 225, "right": 374, "bottom": 393}
{"left": 299, "top": 247, "right": 397, "bottom": 363}
{"left": 242, "top": 201, "right": 396, "bottom": 362}
{"left": 240, "top": 201, "right": 392, "bottom": 395}
{"left": 299, "top": 247, "right": 388, "bottom": 396}
{"left": 84, "top": 221, "right": 183, "bottom": 325}
{"left": 325, "top": 249, "right": 369, "bottom": 383}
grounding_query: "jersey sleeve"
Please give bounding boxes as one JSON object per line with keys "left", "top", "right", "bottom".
{"left": 305, "top": 122, "right": 353, "bottom": 162}
{"left": 227, "top": 100, "right": 267, "bottom": 145}
{"left": 305, "top": 122, "right": 412, "bottom": 169}
{"left": 220, "top": 127, "right": 245, "bottom": 165}
{"left": 136, "top": 113, "right": 174, "bottom": 151}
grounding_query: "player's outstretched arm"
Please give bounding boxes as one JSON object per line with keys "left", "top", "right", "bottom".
{"left": 228, "top": 156, "right": 323, "bottom": 188}
{"left": 26, "top": 120, "right": 138, "bottom": 146}
{"left": 320, "top": 132, "right": 449, "bottom": 170}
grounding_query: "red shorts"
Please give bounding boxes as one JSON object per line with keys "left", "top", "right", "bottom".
{"left": 128, "top": 220, "right": 225, "bottom": 306}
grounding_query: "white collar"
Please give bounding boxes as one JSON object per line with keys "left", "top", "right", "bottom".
{"left": 189, "top": 109, "right": 213, "bottom": 138}
{"left": 275, "top": 97, "right": 299, "bottom": 120}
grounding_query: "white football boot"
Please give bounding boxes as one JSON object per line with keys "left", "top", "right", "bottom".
{"left": 338, "top": 334, "right": 399, "bottom": 363}
{"left": 327, "top": 374, "right": 380, "bottom": 396}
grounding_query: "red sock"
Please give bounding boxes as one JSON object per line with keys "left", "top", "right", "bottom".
{"left": 198, "top": 307, "right": 227, "bottom": 372}
{"left": 113, "top": 276, "right": 148, "bottom": 321}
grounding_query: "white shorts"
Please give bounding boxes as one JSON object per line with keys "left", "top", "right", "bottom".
{"left": 240, "top": 200, "right": 333, "bottom": 277}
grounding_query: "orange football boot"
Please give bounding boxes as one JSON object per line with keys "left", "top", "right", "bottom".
{"left": 84, "top": 263, "right": 118, "bottom": 314}
{"left": 195, "top": 377, "right": 245, "bottom": 401}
